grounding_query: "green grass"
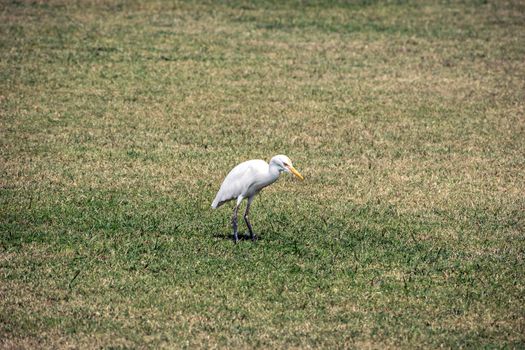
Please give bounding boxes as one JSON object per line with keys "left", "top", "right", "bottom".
{"left": 1, "top": 0, "right": 524, "bottom": 348}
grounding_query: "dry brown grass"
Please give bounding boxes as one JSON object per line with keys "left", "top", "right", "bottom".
{"left": 1, "top": 0, "right": 524, "bottom": 348}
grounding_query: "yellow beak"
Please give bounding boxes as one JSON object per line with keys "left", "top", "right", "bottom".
{"left": 287, "top": 165, "right": 304, "bottom": 181}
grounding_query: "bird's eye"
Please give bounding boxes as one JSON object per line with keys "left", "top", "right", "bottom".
{"left": 283, "top": 163, "right": 289, "bottom": 167}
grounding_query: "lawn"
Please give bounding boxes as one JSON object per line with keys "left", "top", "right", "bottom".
{"left": 1, "top": 0, "right": 524, "bottom": 348}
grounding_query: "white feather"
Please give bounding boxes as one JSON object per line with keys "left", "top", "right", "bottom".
{"left": 211, "top": 159, "right": 276, "bottom": 208}
{"left": 211, "top": 155, "right": 303, "bottom": 211}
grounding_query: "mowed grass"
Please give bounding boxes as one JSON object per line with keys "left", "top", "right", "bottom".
{"left": 1, "top": 0, "right": 524, "bottom": 348}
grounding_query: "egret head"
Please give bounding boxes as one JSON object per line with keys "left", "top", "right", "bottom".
{"left": 270, "top": 155, "right": 304, "bottom": 181}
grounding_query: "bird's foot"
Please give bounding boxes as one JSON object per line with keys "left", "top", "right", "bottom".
{"left": 250, "top": 233, "right": 258, "bottom": 242}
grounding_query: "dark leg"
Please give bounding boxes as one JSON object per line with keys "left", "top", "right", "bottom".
{"left": 244, "top": 197, "right": 256, "bottom": 241}
{"left": 232, "top": 204, "right": 239, "bottom": 243}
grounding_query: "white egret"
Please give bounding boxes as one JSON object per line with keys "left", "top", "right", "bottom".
{"left": 211, "top": 155, "right": 304, "bottom": 243}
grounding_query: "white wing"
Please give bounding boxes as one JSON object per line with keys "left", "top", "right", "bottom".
{"left": 211, "top": 159, "right": 268, "bottom": 208}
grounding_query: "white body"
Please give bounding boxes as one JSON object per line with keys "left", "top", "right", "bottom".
{"left": 211, "top": 155, "right": 303, "bottom": 242}
{"left": 211, "top": 159, "right": 279, "bottom": 208}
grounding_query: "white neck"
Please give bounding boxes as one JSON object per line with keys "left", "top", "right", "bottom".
{"left": 264, "top": 162, "right": 281, "bottom": 186}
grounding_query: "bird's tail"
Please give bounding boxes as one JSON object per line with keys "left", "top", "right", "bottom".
{"left": 211, "top": 196, "right": 220, "bottom": 209}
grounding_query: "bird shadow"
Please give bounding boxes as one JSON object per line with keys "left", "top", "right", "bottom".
{"left": 212, "top": 232, "right": 263, "bottom": 242}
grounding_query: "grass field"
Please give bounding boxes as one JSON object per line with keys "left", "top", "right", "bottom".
{"left": 1, "top": 0, "right": 524, "bottom": 348}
